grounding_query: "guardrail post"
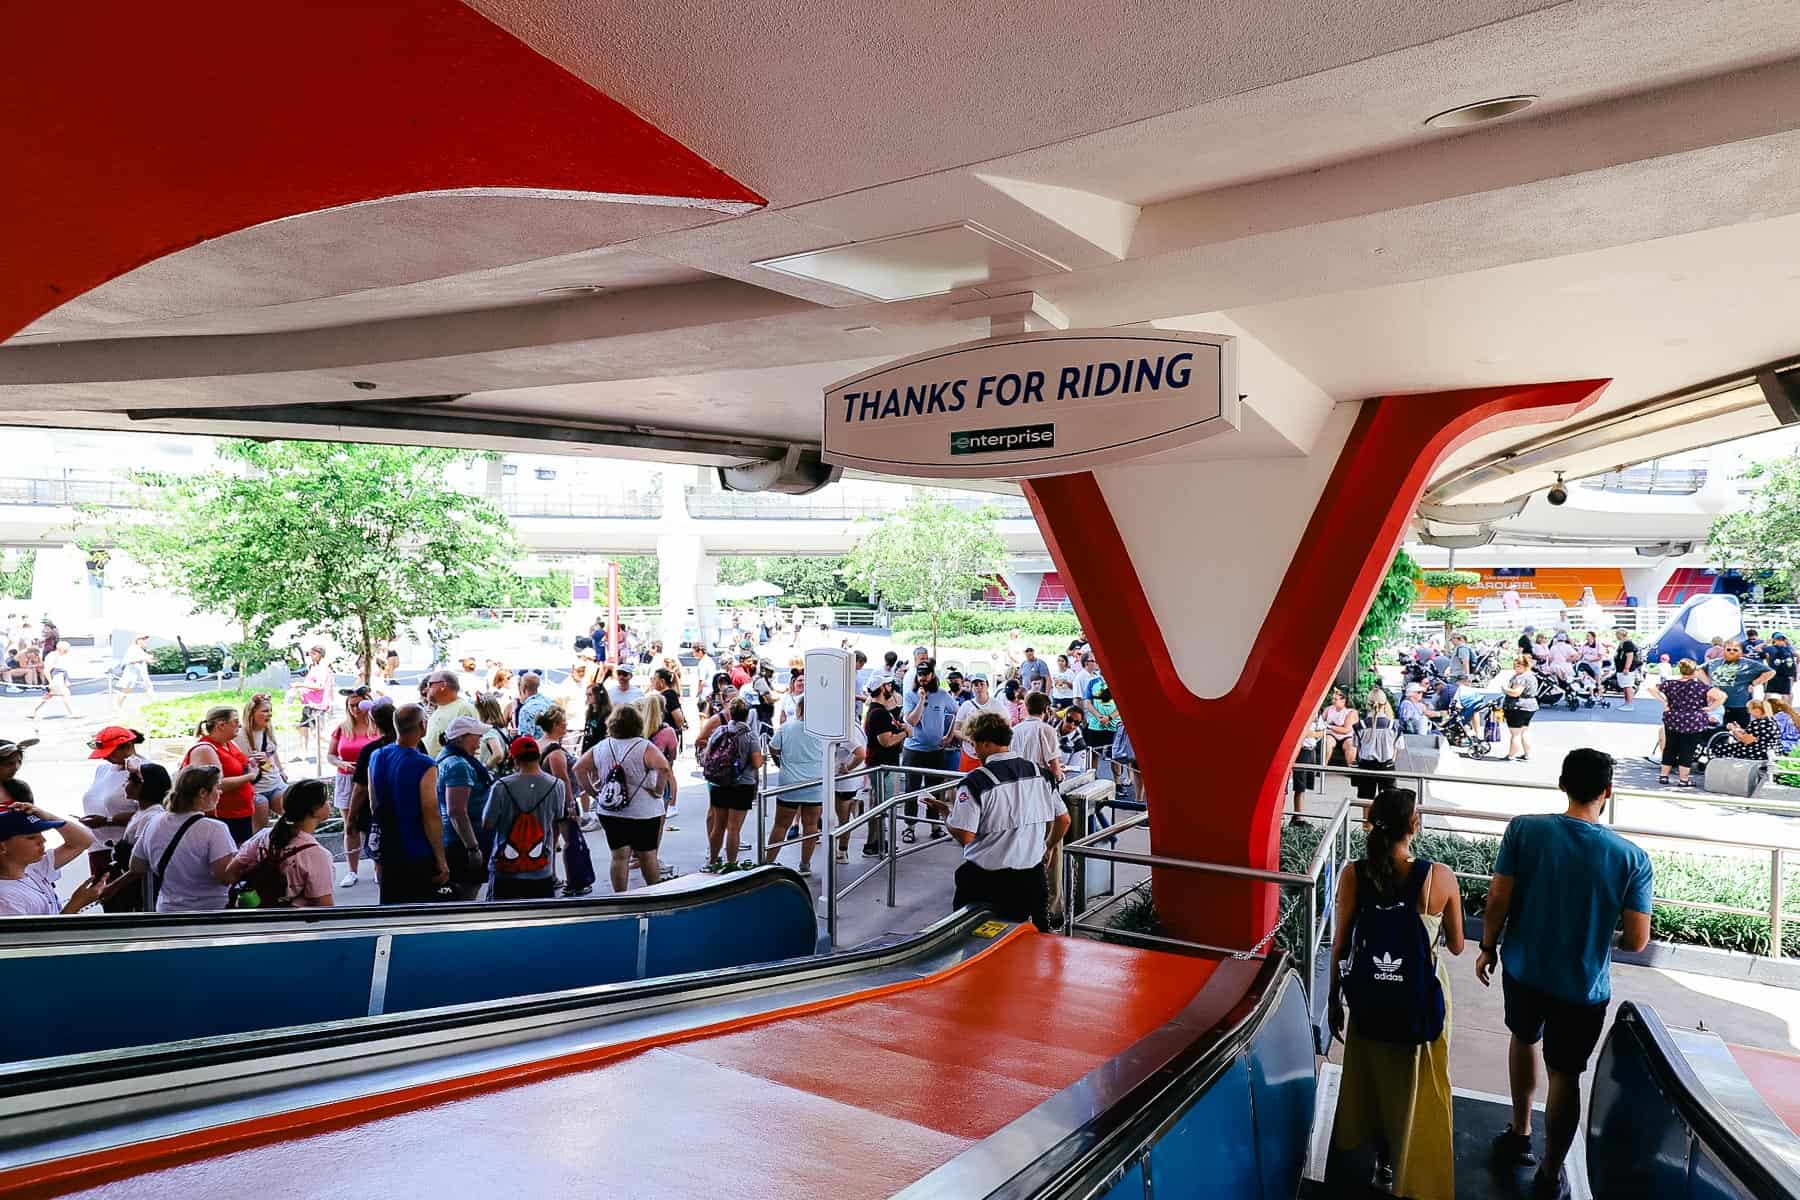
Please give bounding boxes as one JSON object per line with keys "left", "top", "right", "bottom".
{"left": 1303, "top": 879, "right": 1318, "bottom": 1008}
{"left": 1062, "top": 841, "right": 1076, "bottom": 935}
{"left": 1773, "top": 848, "right": 1786, "bottom": 960}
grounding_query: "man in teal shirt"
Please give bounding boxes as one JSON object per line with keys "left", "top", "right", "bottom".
{"left": 1477, "top": 748, "right": 1652, "bottom": 1199}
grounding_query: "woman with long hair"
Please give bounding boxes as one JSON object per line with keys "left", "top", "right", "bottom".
{"left": 181, "top": 707, "right": 261, "bottom": 843}
{"left": 1328, "top": 787, "right": 1464, "bottom": 1200}
{"left": 228, "top": 778, "right": 336, "bottom": 906}
{"left": 580, "top": 680, "right": 613, "bottom": 754}
{"left": 327, "top": 690, "right": 380, "bottom": 887}
{"left": 1352, "top": 689, "right": 1402, "bottom": 800}
{"left": 235, "top": 692, "right": 289, "bottom": 830}
{"left": 695, "top": 693, "right": 763, "bottom": 870}
{"left": 127, "top": 765, "right": 243, "bottom": 912}
{"left": 1717, "top": 696, "right": 1783, "bottom": 761}
{"left": 473, "top": 692, "right": 512, "bottom": 770}
{"left": 638, "top": 693, "right": 680, "bottom": 830}
{"left": 1766, "top": 695, "right": 1800, "bottom": 755}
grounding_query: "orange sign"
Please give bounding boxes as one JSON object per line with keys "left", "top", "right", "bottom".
{"left": 1419, "top": 569, "right": 1627, "bottom": 607}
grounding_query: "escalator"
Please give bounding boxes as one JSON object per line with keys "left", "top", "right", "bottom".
{"left": 1587, "top": 1002, "right": 1800, "bottom": 1199}
{"left": 0, "top": 866, "right": 816, "bottom": 1063}
{"left": 0, "top": 915, "right": 1299, "bottom": 1200}
{"left": 4, "top": 897, "right": 1793, "bottom": 1199}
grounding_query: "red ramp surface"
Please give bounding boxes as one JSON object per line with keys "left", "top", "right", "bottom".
{"left": 1730, "top": 1043, "right": 1800, "bottom": 1138}
{"left": 26, "top": 931, "right": 1217, "bottom": 1200}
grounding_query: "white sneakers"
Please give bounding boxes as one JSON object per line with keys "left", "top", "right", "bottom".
{"left": 338, "top": 871, "right": 358, "bottom": 888}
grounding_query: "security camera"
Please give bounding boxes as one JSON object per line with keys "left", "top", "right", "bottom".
{"left": 1546, "top": 472, "right": 1568, "bottom": 507}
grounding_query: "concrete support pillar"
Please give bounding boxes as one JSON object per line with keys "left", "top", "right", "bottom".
{"left": 1003, "top": 569, "right": 1046, "bottom": 607}
{"left": 656, "top": 533, "right": 717, "bottom": 653}
{"left": 1624, "top": 561, "right": 1681, "bottom": 635}
{"left": 482, "top": 456, "right": 506, "bottom": 507}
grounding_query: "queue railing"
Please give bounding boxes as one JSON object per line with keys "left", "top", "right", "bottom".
{"left": 753, "top": 763, "right": 967, "bottom": 949}
{"left": 1059, "top": 795, "right": 1358, "bottom": 1021}
{"left": 1308, "top": 761, "right": 1797, "bottom": 959}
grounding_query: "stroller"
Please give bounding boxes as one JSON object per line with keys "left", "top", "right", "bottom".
{"left": 1533, "top": 668, "right": 1579, "bottom": 711}
{"left": 1432, "top": 694, "right": 1502, "bottom": 758}
{"left": 1566, "top": 668, "right": 1608, "bottom": 709}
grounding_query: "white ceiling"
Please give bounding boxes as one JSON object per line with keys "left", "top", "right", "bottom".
{"left": 4, "top": 0, "right": 1800, "bottom": 493}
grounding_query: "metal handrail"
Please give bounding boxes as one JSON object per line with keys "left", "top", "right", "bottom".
{"left": 1059, "top": 795, "right": 1361, "bottom": 1017}
{"left": 1307, "top": 761, "right": 1800, "bottom": 841}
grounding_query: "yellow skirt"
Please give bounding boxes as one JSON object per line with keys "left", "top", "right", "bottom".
{"left": 1331, "top": 956, "right": 1455, "bottom": 1200}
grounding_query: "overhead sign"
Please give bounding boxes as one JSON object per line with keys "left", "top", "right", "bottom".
{"left": 822, "top": 329, "right": 1238, "bottom": 479}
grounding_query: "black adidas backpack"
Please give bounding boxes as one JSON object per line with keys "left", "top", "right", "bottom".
{"left": 1343, "top": 858, "right": 1445, "bottom": 1045}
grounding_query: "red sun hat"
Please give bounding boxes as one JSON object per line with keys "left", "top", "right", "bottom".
{"left": 88, "top": 726, "right": 144, "bottom": 759}
{"left": 508, "top": 735, "right": 542, "bottom": 760}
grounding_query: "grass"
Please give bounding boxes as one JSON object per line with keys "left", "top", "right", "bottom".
{"left": 1111, "top": 819, "right": 1800, "bottom": 958}
{"left": 135, "top": 688, "right": 304, "bottom": 740}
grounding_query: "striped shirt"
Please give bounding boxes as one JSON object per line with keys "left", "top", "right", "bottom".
{"left": 948, "top": 752, "right": 1065, "bottom": 871}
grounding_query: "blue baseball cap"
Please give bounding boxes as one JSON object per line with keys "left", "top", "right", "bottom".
{"left": 0, "top": 808, "right": 64, "bottom": 840}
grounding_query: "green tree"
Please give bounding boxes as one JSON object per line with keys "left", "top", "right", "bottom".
{"left": 0, "top": 549, "right": 34, "bottom": 599}
{"left": 1709, "top": 453, "right": 1800, "bottom": 599}
{"left": 1421, "top": 569, "right": 1480, "bottom": 639}
{"left": 109, "top": 440, "right": 519, "bottom": 682}
{"left": 844, "top": 500, "right": 1006, "bottom": 655}
{"left": 615, "top": 556, "right": 661, "bottom": 607}
{"left": 1356, "top": 551, "right": 1420, "bottom": 696}
{"left": 717, "top": 555, "right": 865, "bottom": 606}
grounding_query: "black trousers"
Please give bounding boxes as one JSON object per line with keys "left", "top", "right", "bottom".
{"left": 379, "top": 860, "right": 446, "bottom": 905}
{"left": 953, "top": 860, "right": 1050, "bottom": 931}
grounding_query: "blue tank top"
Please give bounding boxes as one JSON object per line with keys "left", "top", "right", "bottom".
{"left": 370, "top": 742, "right": 438, "bottom": 863}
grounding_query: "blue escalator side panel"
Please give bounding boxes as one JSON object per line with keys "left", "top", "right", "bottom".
{"left": 1094, "top": 1160, "right": 1145, "bottom": 1200}
{"left": 1690, "top": 1144, "right": 1751, "bottom": 1200}
{"left": 1248, "top": 978, "right": 1318, "bottom": 1200}
{"left": 1148, "top": 1056, "right": 1260, "bottom": 1197}
{"left": 380, "top": 918, "right": 640, "bottom": 1013}
{"left": 1588, "top": 1024, "right": 1706, "bottom": 1198}
{"left": 644, "top": 882, "right": 816, "bottom": 978}
{"left": 2, "top": 936, "right": 379, "bottom": 1061}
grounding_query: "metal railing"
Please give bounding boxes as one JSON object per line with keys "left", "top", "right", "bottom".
{"left": 1307, "top": 761, "right": 1797, "bottom": 958}
{"left": 1059, "top": 796, "right": 1359, "bottom": 1015}
{"left": 1577, "top": 465, "right": 1709, "bottom": 495}
{"left": 497, "top": 491, "right": 661, "bottom": 518}
{"left": 753, "top": 762, "right": 967, "bottom": 948}
{"left": 0, "top": 476, "right": 139, "bottom": 508}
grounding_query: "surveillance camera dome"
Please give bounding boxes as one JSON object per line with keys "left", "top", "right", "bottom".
{"left": 1546, "top": 484, "right": 1568, "bottom": 506}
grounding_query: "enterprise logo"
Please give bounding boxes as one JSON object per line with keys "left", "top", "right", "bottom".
{"left": 950, "top": 423, "right": 1054, "bottom": 456}
{"left": 1371, "top": 952, "right": 1405, "bottom": 983}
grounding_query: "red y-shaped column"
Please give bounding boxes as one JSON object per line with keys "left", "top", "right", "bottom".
{"left": 1024, "top": 382, "right": 1607, "bottom": 948}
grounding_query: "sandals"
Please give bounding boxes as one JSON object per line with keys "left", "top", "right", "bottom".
{"left": 901, "top": 827, "right": 917, "bottom": 844}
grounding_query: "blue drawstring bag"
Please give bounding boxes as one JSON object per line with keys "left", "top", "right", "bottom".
{"left": 562, "top": 823, "right": 597, "bottom": 895}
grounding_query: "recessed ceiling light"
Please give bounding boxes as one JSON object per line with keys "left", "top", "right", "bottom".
{"left": 1424, "top": 95, "right": 1538, "bottom": 129}
{"left": 537, "top": 285, "right": 607, "bottom": 297}
{"left": 351, "top": 380, "right": 377, "bottom": 391}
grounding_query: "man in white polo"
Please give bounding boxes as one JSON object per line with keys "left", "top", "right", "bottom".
{"left": 946, "top": 712, "right": 1070, "bottom": 930}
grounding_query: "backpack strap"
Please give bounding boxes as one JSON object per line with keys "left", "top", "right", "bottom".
{"left": 1403, "top": 858, "right": 1434, "bottom": 905}
{"left": 153, "top": 814, "right": 205, "bottom": 892}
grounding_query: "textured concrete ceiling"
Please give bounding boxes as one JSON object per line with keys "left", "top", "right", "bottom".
{"left": 5, "top": 0, "right": 1800, "bottom": 479}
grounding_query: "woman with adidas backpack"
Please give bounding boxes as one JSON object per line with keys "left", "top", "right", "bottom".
{"left": 694, "top": 694, "right": 763, "bottom": 872}
{"left": 1328, "top": 786, "right": 1465, "bottom": 1200}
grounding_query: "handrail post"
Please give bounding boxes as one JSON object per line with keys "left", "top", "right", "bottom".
{"left": 1062, "top": 841, "right": 1076, "bottom": 935}
{"left": 822, "top": 736, "right": 838, "bottom": 950}
{"left": 1303, "top": 879, "right": 1318, "bottom": 1009}
{"left": 887, "top": 793, "right": 898, "bottom": 908}
{"left": 1773, "top": 848, "right": 1786, "bottom": 961}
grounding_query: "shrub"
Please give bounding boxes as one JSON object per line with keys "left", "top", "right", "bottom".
{"left": 1112, "top": 821, "right": 1800, "bottom": 958}
{"left": 137, "top": 689, "right": 303, "bottom": 741}
{"left": 147, "top": 641, "right": 276, "bottom": 674}
{"left": 891, "top": 610, "right": 1082, "bottom": 641}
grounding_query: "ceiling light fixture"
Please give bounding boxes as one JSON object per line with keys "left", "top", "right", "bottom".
{"left": 537, "top": 285, "right": 607, "bottom": 297}
{"left": 1423, "top": 94, "right": 1537, "bottom": 129}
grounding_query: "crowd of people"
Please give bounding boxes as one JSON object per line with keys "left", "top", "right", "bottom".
{"left": 0, "top": 625, "right": 1123, "bottom": 927}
